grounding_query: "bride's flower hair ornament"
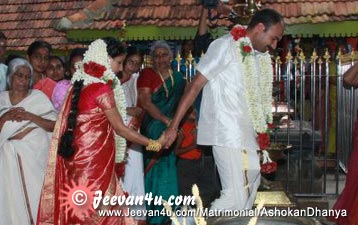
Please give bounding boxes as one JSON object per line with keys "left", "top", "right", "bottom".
{"left": 84, "top": 62, "right": 106, "bottom": 78}
{"left": 71, "top": 39, "right": 115, "bottom": 86}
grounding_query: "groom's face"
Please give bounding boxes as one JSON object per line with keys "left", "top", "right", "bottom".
{"left": 252, "top": 22, "right": 284, "bottom": 53}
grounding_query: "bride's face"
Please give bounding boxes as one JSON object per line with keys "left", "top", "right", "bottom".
{"left": 110, "top": 54, "right": 126, "bottom": 75}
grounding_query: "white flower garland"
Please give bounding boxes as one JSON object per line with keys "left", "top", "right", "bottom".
{"left": 71, "top": 39, "right": 128, "bottom": 163}
{"left": 233, "top": 37, "right": 273, "bottom": 133}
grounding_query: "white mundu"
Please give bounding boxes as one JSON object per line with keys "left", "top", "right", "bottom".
{"left": 196, "top": 34, "right": 265, "bottom": 210}
{"left": 121, "top": 72, "right": 146, "bottom": 220}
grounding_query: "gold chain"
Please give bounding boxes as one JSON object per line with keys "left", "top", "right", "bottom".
{"left": 157, "top": 69, "right": 174, "bottom": 98}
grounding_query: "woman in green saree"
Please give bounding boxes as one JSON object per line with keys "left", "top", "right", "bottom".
{"left": 137, "top": 40, "right": 186, "bottom": 225}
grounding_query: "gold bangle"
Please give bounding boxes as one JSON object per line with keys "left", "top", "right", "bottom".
{"left": 146, "top": 139, "right": 162, "bottom": 152}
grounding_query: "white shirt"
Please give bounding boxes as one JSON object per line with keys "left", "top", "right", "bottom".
{"left": 196, "top": 34, "right": 262, "bottom": 151}
{"left": 121, "top": 72, "right": 139, "bottom": 125}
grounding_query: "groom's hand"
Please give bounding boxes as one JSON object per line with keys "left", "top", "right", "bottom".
{"left": 164, "top": 127, "right": 178, "bottom": 148}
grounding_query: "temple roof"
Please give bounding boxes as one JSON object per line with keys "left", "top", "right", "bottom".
{"left": 1, "top": 0, "right": 357, "bottom": 51}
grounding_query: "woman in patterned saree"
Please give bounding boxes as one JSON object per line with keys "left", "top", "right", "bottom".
{"left": 137, "top": 40, "right": 186, "bottom": 225}
{"left": 37, "top": 38, "right": 166, "bottom": 225}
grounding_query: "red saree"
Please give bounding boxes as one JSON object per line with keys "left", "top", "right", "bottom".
{"left": 137, "top": 68, "right": 162, "bottom": 92}
{"left": 37, "top": 83, "right": 135, "bottom": 225}
{"left": 330, "top": 111, "right": 358, "bottom": 225}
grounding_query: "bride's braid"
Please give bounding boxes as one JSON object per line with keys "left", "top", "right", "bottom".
{"left": 58, "top": 80, "right": 83, "bottom": 158}
{"left": 58, "top": 37, "right": 124, "bottom": 159}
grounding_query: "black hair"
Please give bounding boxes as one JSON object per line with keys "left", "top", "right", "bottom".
{"left": 247, "top": 8, "right": 284, "bottom": 32}
{"left": 49, "top": 55, "right": 65, "bottom": 68}
{"left": 335, "top": 38, "right": 349, "bottom": 53}
{"left": 69, "top": 48, "right": 87, "bottom": 63}
{"left": 181, "top": 39, "right": 195, "bottom": 48}
{"left": 5, "top": 54, "right": 24, "bottom": 65}
{"left": 101, "top": 37, "right": 126, "bottom": 58}
{"left": 58, "top": 80, "right": 84, "bottom": 158}
{"left": 27, "top": 40, "right": 52, "bottom": 56}
{"left": 66, "top": 48, "right": 87, "bottom": 79}
{"left": 124, "top": 46, "right": 144, "bottom": 67}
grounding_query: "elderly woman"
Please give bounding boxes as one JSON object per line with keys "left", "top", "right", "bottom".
{"left": 137, "top": 40, "right": 186, "bottom": 225}
{"left": 0, "top": 58, "right": 56, "bottom": 225}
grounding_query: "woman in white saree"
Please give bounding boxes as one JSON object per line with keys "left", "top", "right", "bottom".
{"left": 0, "top": 58, "right": 56, "bottom": 225}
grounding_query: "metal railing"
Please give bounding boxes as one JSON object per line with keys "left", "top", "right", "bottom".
{"left": 273, "top": 49, "right": 358, "bottom": 197}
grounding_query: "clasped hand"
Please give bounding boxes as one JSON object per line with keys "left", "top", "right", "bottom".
{"left": 163, "top": 127, "right": 178, "bottom": 149}
{"left": 3, "top": 107, "right": 33, "bottom": 122}
{"left": 156, "top": 127, "right": 179, "bottom": 149}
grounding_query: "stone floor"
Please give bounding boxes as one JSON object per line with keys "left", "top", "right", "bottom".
{"left": 325, "top": 172, "right": 346, "bottom": 209}
{"left": 318, "top": 172, "right": 346, "bottom": 225}
{"left": 298, "top": 171, "right": 346, "bottom": 225}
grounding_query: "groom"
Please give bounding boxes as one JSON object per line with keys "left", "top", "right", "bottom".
{"left": 165, "top": 8, "right": 284, "bottom": 211}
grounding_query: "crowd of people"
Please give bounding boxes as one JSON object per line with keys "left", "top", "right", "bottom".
{"left": 0, "top": 5, "right": 357, "bottom": 225}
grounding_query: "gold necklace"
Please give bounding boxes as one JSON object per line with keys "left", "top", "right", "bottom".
{"left": 157, "top": 69, "right": 174, "bottom": 98}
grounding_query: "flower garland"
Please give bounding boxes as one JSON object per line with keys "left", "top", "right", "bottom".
{"left": 231, "top": 25, "right": 273, "bottom": 135}
{"left": 231, "top": 25, "right": 277, "bottom": 173}
{"left": 71, "top": 39, "right": 128, "bottom": 163}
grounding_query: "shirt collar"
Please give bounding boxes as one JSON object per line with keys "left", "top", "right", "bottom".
{"left": 254, "top": 50, "right": 270, "bottom": 57}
